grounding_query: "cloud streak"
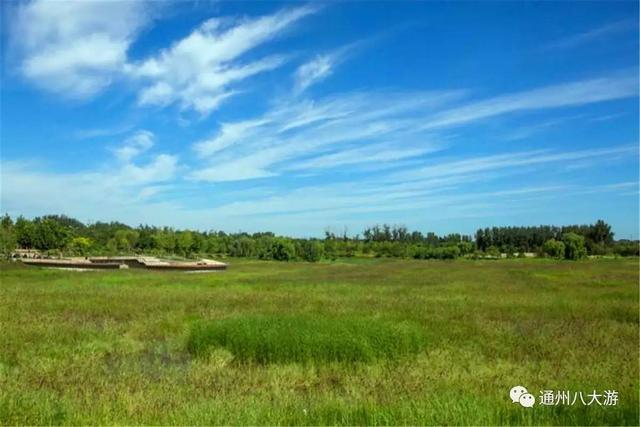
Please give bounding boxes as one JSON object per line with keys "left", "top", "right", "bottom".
{"left": 544, "top": 19, "right": 637, "bottom": 51}
{"left": 421, "top": 75, "right": 638, "bottom": 130}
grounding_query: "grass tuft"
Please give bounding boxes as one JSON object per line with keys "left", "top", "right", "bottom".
{"left": 186, "top": 315, "right": 425, "bottom": 364}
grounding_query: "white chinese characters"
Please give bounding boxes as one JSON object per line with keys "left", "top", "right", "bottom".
{"left": 511, "top": 386, "right": 619, "bottom": 408}
{"left": 539, "top": 390, "right": 619, "bottom": 406}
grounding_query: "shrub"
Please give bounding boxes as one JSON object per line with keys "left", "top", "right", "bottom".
{"left": 562, "top": 232, "right": 587, "bottom": 260}
{"left": 542, "top": 239, "right": 565, "bottom": 259}
{"left": 298, "top": 240, "right": 324, "bottom": 262}
{"left": 613, "top": 241, "right": 640, "bottom": 257}
{"left": 485, "top": 246, "right": 501, "bottom": 258}
{"left": 187, "top": 315, "right": 425, "bottom": 364}
{"left": 457, "top": 241, "right": 475, "bottom": 255}
{"left": 412, "top": 245, "right": 460, "bottom": 260}
{"left": 271, "top": 238, "right": 296, "bottom": 261}
{"left": 437, "top": 245, "right": 460, "bottom": 259}
{"left": 229, "top": 237, "right": 256, "bottom": 258}
{"left": 67, "top": 237, "right": 92, "bottom": 256}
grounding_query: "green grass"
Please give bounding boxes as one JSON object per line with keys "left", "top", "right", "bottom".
{"left": 0, "top": 258, "right": 638, "bottom": 425}
{"left": 187, "top": 315, "right": 425, "bottom": 363}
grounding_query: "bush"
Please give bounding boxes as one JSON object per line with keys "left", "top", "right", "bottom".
{"left": 542, "top": 239, "right": 565, "bottom": 259}
{"left": 373, "top": 241, "right": 407, "bottom": 258}
{"left": 187, "top": 315, "right": 425, "bottom": 364}
{"left": 254, "top": 237, "right": 295, "bottom": 261}
{"left": 613, "top": 241, "right": 639, "bottom": 257}
{"left": 298, "top": 240, "right": 324, "bottom": 262}
{"left": 228, "top": 237, "right": 255, "bottom": 258}
{"left": 485, "top": 246, "right": 501, "bottom": 258}
{"left": 457, "top": 241, "right": 475, "bottom": 255}
{"left": 67, "top": 237, "right": 92, "bottom": 256}
{"left": 562, "top": 232, "right": 587, "bottom": 260}
{"left": 412, "top": 245, "right": 460, "bottom": 260}
{"left": 271, "top": 238, "right": 296, "bottom": 261}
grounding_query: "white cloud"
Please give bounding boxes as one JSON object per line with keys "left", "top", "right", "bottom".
{"left": 501, "top": 115, "right": 582, "bottom": 141}
{"left": 119, "top": 154, "right": 178, "bottom": 184}
{"left": 127, "top": 6, "right": 317, "bottom": 115}
{"left": 11, "top": 0, "right": 151, "bottom": 98}
{"left": 188, "top": 73, "right": 636, "bottom": 183}
{"left": 74, "top": 125, "right": 134, "bottom": 140}
{"left": 421, "top": 75, "right": 638, "bottom": 130}
{"left": 294, "top": 54, "right": 335, "bottom": 93}
{"left": 1, "top": 160, "right": 180, "bottom": 226}
{"left": 286, "top": 143, "right": 441, "bottom": 171}
{"left": 193, "top": 119, "right": 271, "bottom": 157}
{"left": 544, "top": 19, "right": 637, "bottom": 51}
{"left": 1, "top": 129, "right": 179, "bottom": 224}
{"left": 113, "top": 130, "right": 154, "bottom": 162}
{"left": 293, "top": 41, "right": 361, "bottom": 94}
{"left": 187, "top": 144, "right": 637, "bottom": 226}
{"left": 385, "top": 145, "right": 637, "bottom": 183}
{"left": 189, "top": 90, "right": 462, "bottom": 181}
{"left": 2, "top": 143, "right": 635, "bottom": 234}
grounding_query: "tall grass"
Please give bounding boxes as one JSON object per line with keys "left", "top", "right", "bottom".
{"left": 187, "top": 315, "right": 425, "bottom": 364}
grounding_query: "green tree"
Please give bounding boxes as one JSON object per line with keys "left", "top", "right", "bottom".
{"left": 68, "top": 237, "right": 92, "bottom": 256}
{"left": 229, "top": 237, "right": 256, "bottom": 257}
{"left": 14, "top": 216, "right": 36, "bottom": 248}
{"left": 485, "top": 246, "right": 501, "bottom": 258}
{"left": 562, "top": 233, "right": 587, "bottom": 260}
{"left": 542, "top": 239, "right": 565, "bottom": 259}
{"left": 457, "top": 241, "right": 475, "bottom": 256}
{"left": 114, "top": 229, "right": 139, "bottom": 253}
{"left": 270, "top": 238, "right": 295, "bottom": 261}
{"left": 32, "top": 218, "right": 70, "bottom": 251}
{"left": 177, "top": 231, "right": 194, "bottom": 257}
{"left": 589, "top": 219, "right": 614, "bottom": 245}
{"left": 0, "top": 215, "right": 16, "bottom": 257}
{"left": 154, "top": 230, "right": 177, "bottom": 254}
{"left": 324, "top": 239, "right": 337, "bottom": 260}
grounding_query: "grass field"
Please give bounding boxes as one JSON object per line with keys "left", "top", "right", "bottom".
{"left": 1, "top": 258, "right": 638, "bottom": 425}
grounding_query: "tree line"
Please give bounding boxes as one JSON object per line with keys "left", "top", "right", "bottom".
{"left": 0, "top": 214, "right": 637, "bottom": 262}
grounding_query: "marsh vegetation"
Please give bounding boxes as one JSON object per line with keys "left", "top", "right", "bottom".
{"left": 1, "top": 258, "right": 638, "bottom": 425}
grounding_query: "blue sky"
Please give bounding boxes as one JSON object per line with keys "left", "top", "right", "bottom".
{"left": 1, "top": 1, "right": 638, "bottom": 238}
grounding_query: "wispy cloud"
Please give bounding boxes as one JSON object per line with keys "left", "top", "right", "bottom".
{"left": 189, "top": 90, "right": 464, "bottom": 182}
{"left": 294, "top": 54, "right": 336, "bottom": 94}
{"left": 502, "top": 115, "right": 582, "bottom": 141}
{"left": 421, "top": 75, "right": 638, "bottom": 130}
{"left": 113, "top": 130, "right": 155, "bottom": 163}
{"left": 293, "top": 39, "right": 368, "bottom": 94}
{"left": 74, "top": 125, "right": 135, "bottom": 140}
{"left": 385, "top": 145, "right": 637, "bottom": 183}
{"left": 188, "top": 73, "right": 637, "bottom": 183}
{"left": 544, "top": 19, "right": 637, "bottom": 51}
{"left": 126, "top": 5, "right": 318, "bottom": 115}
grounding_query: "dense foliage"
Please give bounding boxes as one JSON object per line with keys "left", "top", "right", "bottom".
{"left": 0, "top": 214, "right": 636, "bottom": 261}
